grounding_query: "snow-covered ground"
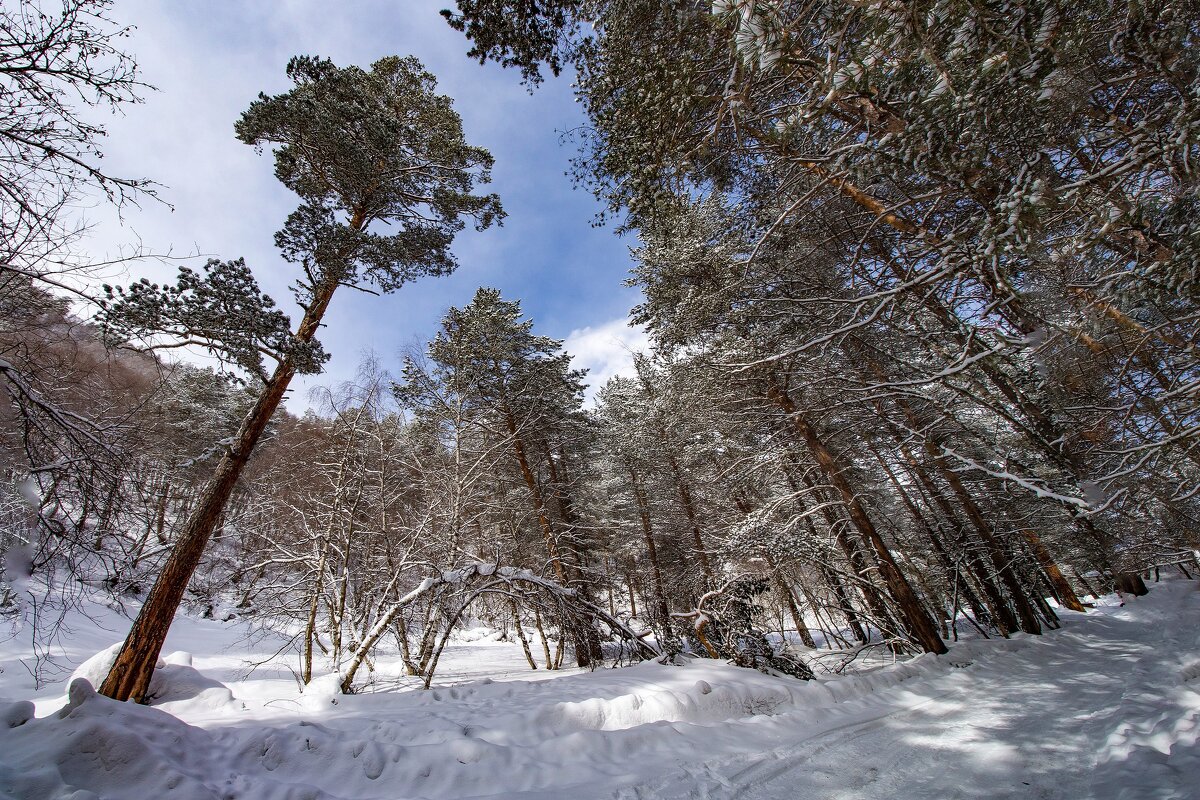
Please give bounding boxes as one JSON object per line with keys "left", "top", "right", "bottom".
{"left": 1, "top": 580, "right": 1198, "bottom": 799}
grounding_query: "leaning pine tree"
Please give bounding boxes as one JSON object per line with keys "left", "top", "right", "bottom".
{"left": 97, "top": 55, "right": 502, "bottom": 703}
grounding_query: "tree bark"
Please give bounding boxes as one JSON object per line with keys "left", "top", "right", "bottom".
{"left": 629, "top": 466, "right": 672, "bottom": 630}
{"left": 929, "top": 454, "right": 1043, "bottom": 635}
{"left": 665, "top": 451, "right": 713, "bottom": 585}
{"left": 302, "top": 542, "right": 330, "bottom": 684}
{"left": 795, "top": 573, "right": 842, "bottom": 649}
{"left": 510, "top": 598, "right": 538, "bottom": 670}
{"left": 783, "top": 473, "right": 867, "bottom": 644}
{"left": 533, "top": 606, "right": 554, "bottom": 669}
{"left": 504, "top": 410, "right": 565, "bottom": 582}
{"left": 1022, "top": 529, "right": 1085, "bottom": 612}
{"left": 871, "top": 445, "right": 991, "bottom": 630}
{"left": 100, "top": 271, "right": 341, "bottom": 703}
{"left": 774, "top": 568, "right": 815, "bottom": 649}
{"left": 767, "top": 378, "right": 946, "bottom": 654}
{"left": 544, "top": 446, "right": 604, "bottom": 664}
{"left": 796, "top": 474, "right": 899, "bottom": 638}
{"left": 893, "top": 440, "right": 1016, "bottom": 636}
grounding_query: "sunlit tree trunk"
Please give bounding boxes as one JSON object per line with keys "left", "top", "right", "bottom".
{"left": 767, "top": 378, "right": 946, "bottom": 654}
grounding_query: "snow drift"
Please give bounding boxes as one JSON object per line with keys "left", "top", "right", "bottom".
{"left": 1, "top": 581, "right": 1198, "bottom": 799}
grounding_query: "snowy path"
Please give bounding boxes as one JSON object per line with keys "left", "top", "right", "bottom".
{"left": 629, "top": 594, "right": 1200, "bottom": 800}
{"left": 1, "top": 581, "right": 1197, "bottom": 799}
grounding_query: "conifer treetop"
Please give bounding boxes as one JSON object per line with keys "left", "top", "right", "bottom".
{"left": 236, "top": 55, "right": 505, "bottom": 295}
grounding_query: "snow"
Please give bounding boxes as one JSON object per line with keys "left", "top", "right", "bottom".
{"left": 0, "top": 545, "right": 33, "bottom": 593}
{"left": 2, "top": 580, "right": 1199, "bottom": 799}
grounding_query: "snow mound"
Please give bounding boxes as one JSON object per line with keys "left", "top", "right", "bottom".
{"left": 64, "top": 645, "right": 237, "bottom": 714}
{"left": 453, "top": 626, "right": 506, "bottom": 643}
{"left": 147, "top": 658, "right": 237, "bottom": 712}
{"left": 526, "top": 661, "right": 802, "bottom": 737}
{"left": 67, "top": 643, "right": 123, "bottom": 692}
{"left": 298, "top": 673, "right": 343, "bottom": 710}
{"left": 1, "top": 700, "right": 34, "bottom": 729}
{"left": 0, "top": 680, "right": 275, "bottom": 800}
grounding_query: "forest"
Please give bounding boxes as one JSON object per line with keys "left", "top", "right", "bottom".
{"left": 1, "top": 1, "right": 1198, "bottom": 798}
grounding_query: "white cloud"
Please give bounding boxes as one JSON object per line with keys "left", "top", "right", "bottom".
{"left": 563, "top": 317, "right": 649, "bottom": 403}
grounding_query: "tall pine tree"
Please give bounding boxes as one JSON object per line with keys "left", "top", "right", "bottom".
{"left": 97, "top": 55, "right": 501, "bottom": 703}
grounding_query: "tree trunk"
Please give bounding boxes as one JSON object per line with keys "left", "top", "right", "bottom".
{"left": 894, "top": 441, "right": 1016, "bottom": 636}
{"left": 1115, "top": 573, "right": 1149, "bottom": 596}
{"left": 767, "top": 378, "right": 946, "bottom": 654}
{"left": 504, "top": 410, "right": 566, "bottom": 582}
{"left": 100, "top": 274, "right": 340, "bottom": 703}
{"left": 510, "top": 599, "right": 538, "bottom": 670}
{"left": 871, "top": 445, "right": 991, "bottom": 629}
{"left": 629, "top": 466, "right": 672, "bottom": 630}
{"left": 544, "top": 448, "right": 605, "bottom": 665}
{"left": 553, "top": 626, "right": 565, "bottom": 669}
{"left": 796, "top": 574, "right": 845, "bottom": 649}
{"left": 875, "top": 382, "right": 1044, "bottom": 636}
{"left": 774, "top": 569, "right": 815, "bottom": 649}
{"left": 819, "top": 564, "right": 868, "bottom": 644}
{"left": 1022, "top": 529, "right": 1085, "bottom": 612}
{"left": 533, "top": 606, "right": 554, "bottom": 669}
{"left": 929, "top": 454, "right": 1043, "bottom": 635}
{"left": 154, "top": 478, "right": 171, "bottom": 544}
{"left": 302, "top": 543, "right": 330, "bottom": 685}
{"left": 1073, "top": 569, "right": 1100, "bottom": 600}
{"left": 796, "top": 475, "right": 899, "bottom": 638}
{"left": 783, "top": 474, "right": 867, "bottom": 645}
{"left": 666, "top": 453, "right": 713, "bottom": 585}
{"left": 394, "top": 616, "right": 418, "bottom": 676}
{"left": 93, "top": 479, "right": 121, "bottom": 550}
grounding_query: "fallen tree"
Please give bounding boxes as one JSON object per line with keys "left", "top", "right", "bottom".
{"left": 672, "top": 576, "right": 815, "bottom": 681}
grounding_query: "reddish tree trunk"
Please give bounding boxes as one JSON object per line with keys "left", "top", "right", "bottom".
{"left": 1022, "top": 529, "right": 1086, "bottom": 612}
{"left": 99, "top": 360, "right": 299, "bottom": 701}
{"left": 767, "top": 379, "right": 946, "bottom": 655}
{"left": 629, "top": 467, "right": 672, "bottom": 629}
{"left": 100, "top": 272, "right": 340, "bottom": 703}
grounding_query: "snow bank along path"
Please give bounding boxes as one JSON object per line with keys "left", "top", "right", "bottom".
{"left": 1, "top": 581, "right": 1198, "bottom": 799}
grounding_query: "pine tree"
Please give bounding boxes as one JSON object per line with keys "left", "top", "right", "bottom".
{"left": 96, "top": 55, "right": 502, "bottom": 703}
{"left": 445, "top": 0, "right": 1200, "bottom": 578}
{"left": 397, "top": 287, "right": 601, "bottom": 664}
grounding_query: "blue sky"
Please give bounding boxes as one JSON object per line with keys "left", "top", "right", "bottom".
{"left": 83, "top": 0, "right": 647, "bottom": 407}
